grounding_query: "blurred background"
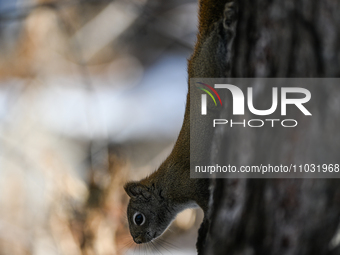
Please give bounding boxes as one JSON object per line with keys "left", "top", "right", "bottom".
{"left": 0, "top": 0, "right": 202, "bottom": 254}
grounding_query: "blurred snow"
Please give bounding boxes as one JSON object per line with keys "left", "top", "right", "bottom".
{"left": 0, "top": 89, "right": 7, "bottom": 119}
{"left": 0, "top": 1, "right": 198, "bottom": 254}
{"left": 0, "top": 54, "right": 187, "bottom": 142}
{"left": 31, "top": 54, "right": 188, "bottom": 142}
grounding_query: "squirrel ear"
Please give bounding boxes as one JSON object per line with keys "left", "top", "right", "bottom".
{"left": 124, "top": 182, "right": 151, "bottom": 200}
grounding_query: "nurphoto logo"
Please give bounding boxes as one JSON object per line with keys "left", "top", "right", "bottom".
{"left": 197, "top": 82, "right": 312, "bottom": 128}
{"left": 196, "top": 82, "right": 222, "bottom": 115}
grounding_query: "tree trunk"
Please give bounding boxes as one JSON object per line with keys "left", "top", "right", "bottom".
{"left": 201, "top": 0, "right": 340, "bottom": 254}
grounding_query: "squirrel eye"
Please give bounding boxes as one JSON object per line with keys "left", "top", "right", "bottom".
{"left": 133, "top": 212, "right": 145, "bottom": 226}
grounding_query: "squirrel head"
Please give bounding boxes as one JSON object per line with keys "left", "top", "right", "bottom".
{"left": 124, "top": 181, "right": 174, "bottom": 244}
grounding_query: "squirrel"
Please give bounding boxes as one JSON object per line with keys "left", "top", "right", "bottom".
{"left": 124, "top": 0, "right": 238, "bottom": 247}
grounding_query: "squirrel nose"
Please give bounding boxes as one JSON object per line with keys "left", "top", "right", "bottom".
{"left": 134, "top": 236, "right": 143, "bottom": 244}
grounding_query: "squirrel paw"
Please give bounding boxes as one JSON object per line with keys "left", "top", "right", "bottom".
{"left": 223, "top": 1, "right": 238, "bottom": 29}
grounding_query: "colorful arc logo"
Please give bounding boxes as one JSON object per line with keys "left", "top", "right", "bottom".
{"left": 197, "top": 82, "right": 222, "bottom": 115}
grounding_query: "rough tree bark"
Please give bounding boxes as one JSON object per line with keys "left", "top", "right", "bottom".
{"left": 201, "top": 0, "right": 340, "bottom": 255}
